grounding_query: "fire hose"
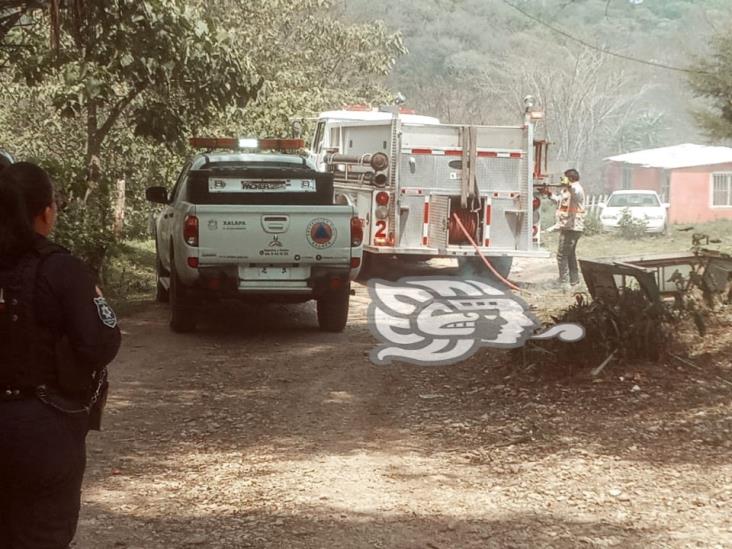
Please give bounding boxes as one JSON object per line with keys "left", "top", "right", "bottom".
{"left": 448, "top": 208, "right": 478, "bottom": 245}
{"left": 451, "top": 212, "right": 524, "bottom": 293}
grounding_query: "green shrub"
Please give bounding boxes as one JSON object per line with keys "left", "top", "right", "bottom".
{"left": 617, "top": 208, "right": 648, "bottom": 239}
{"left": 53, "top": 197, "right": 116, "bottom": 275}
{"left": 540, "top": 200, "right": 557, "bottom": 230}
{"left": 583, "top": 212, "right": 603, "bottom": 236}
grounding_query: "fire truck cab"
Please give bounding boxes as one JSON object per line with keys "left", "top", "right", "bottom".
{"left": 307, "top": 103, "right": 550, "bottom": 277}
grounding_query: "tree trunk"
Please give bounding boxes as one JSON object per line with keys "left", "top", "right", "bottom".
{"left": 83, "top": 100, "right": 108, "bottom": 275}
{"left": 84, "top": 100, "right": 101, "bottom": 204}
{"left": 112, "top": 178, "right": 125, "bottom": 238}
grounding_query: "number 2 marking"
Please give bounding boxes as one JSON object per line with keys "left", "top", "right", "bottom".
{"left": 374, "top": 220, "right": 387, "bottom": 240}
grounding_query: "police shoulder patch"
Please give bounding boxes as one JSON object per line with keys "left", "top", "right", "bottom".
{"left": 94, "top": 297, "right": 118, "bottom": 329}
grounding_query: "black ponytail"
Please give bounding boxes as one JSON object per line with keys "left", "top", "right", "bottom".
{"left": 0, "top": 162, "right": 54, "bottom": 257}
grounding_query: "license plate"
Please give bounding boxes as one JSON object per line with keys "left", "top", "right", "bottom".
{"left": 240, "top": 266, "right": 310, "bottom": 280}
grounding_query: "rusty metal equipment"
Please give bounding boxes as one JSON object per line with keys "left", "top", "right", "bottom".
{"left": 524, "top": 238, "right": 731, "bottom": 372}
{"left": 580, "top": 249, "right": 732, "bottom": 306}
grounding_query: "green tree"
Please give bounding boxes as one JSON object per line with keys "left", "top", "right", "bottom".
{"left": 198, "top": 0, "right": 406, "bottom": 136}
{"left": 9, "top": 0, "right": 261, "bottom": 270}
{"left": 344, "top": 0, "right": 725, "bottom": 178}
{"left": 1, "top": 0, "right": 405, "bottom": 274}
{"left": 689, "top": 33, "right": 732, "bottom": 140}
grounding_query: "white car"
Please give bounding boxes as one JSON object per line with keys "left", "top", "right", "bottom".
{"left": 599, "top": 190, "right": 669, "bottom": 234}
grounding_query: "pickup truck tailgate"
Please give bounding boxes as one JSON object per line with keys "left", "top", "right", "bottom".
{"left": 196, "top": 205, "right": 355, "bottom": 266}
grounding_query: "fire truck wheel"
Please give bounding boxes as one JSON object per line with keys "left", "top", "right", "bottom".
{"left": 457, "top": 256, "right": 513, "bottom": 281}
{"left": 317, "top": 284, "right": 350, "bottom": 332}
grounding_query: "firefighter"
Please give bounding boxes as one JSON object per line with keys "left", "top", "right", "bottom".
{"left": 0, "top": 161, "right": 121, "bottom": 548}
{"left": 541, "top": 168, "right": 586, "bottom": 288}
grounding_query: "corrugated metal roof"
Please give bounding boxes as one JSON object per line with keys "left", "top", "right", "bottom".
{"left": 605, "top": 143, "right": 732, "bottom": 169}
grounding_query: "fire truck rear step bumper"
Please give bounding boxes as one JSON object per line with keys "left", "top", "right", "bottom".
{"left": 364, "top": 246, "right": 550, "bottom": 258}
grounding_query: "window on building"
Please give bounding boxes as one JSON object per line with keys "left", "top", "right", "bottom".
{"left": 622, "top": 166, "right": 632, "bottom": 190}
{"left": 712, "top": 173, "right": 732, "bottom": 207}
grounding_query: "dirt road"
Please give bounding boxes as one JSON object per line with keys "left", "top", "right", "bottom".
{"left": 75, "top": 260, "right": 732, "bottom": 548}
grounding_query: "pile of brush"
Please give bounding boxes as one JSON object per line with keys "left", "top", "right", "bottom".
{"left": 518, "top": 290, "right": 676, "bottom": 374}
{"left": 519, "top": 284, "right": 730, "bottom": 375}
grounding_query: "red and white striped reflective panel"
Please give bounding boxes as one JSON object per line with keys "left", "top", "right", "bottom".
{"left": 402, "top": 148, "right": 523, "bottom": 159}
{"left": 422, "top": 198, "right": 430, "bottom": 246}
{"left": 484, "top": 198, "right": 492, "bottom": 247}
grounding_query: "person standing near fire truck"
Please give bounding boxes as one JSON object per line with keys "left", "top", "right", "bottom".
{"left": 542, "top": 168, "right": 586, "bottom": 288}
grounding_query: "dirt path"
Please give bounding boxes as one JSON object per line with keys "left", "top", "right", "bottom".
{"left": 74, "top": 260, "right": 732, "bottom": 549}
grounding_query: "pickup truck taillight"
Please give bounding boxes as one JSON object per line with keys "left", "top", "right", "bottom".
{"left": 350, "top": 216, "right": 363, "bottom": 247}
{"left": 184, "top": 215, "right": 199, "bottom": 246}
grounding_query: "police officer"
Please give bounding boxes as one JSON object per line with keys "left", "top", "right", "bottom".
{"left": 0, "top": 161, "right": 121, "bottom": 548}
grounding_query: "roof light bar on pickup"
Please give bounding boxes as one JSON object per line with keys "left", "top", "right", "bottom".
{"left": 238, "top": 138, "right": 259, "bottom": 148}
{"left": 188, "top": 137, "right": 305, "bottom": 151}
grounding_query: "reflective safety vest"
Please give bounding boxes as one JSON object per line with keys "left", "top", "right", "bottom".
{"left": 555, "top": 182, "right": 586, "bottom": 232}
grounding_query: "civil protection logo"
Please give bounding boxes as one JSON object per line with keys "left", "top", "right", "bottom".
{"left": 307, "top": 218, "right": 336, "bottom": 249}
{"left": 368, "top": 277, "right": 584, "bottom": 366}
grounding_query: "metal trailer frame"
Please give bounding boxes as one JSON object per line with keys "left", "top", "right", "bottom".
{"left": 579, "top": 250, "right": 732, "bottom": 304}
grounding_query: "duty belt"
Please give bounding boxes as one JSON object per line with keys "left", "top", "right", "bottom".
{"left": 1, "top": 387, "right": 36, "bottom": 401}
{"left": 36, "top": 384, "right": 92, "bottom": 415}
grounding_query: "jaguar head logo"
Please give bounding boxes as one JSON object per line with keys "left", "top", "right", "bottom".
{"left": 368, "top": 277, "right": 582, "bottom": 366}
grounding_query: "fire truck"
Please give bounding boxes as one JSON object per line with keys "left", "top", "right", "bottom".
{"left": 306, "top": 98, "right": 551, "bottom": 278}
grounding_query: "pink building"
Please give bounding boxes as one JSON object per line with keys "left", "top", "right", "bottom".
{"left": 604, "top": 144, "right": 732, "bottom": 224}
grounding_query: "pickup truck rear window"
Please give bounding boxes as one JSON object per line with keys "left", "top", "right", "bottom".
{"left": 187, "top": 166, "right": 334, "bottom": 205}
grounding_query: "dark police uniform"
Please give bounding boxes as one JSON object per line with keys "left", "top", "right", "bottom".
{"left": 0, "top": 235, "right": 121, "bottom": 548}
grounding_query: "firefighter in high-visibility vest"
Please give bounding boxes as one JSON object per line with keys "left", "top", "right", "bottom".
{"left": 541, "top": 169, "right": 586, "bottom": 288}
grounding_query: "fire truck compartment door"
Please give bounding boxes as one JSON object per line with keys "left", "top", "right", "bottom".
{"left": 399, "top": 195, "right": 427, "bottom": 248}
{"left": 428, "top": 195, "right": 450, "bottom": 249}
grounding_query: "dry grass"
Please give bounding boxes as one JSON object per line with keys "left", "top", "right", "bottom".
{"left": 542, "top": 219, "right": 732, "bottom": 259}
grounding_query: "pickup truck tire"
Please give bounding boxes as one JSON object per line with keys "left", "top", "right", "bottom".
{"left": 169, "top": 259, "right": 197, "bottom": 333}
{"left": 458, "top": 256, "right": 513, "bottom": 282}
{"left": 317, "top": 284, "right": 350, "bottom": 332}
{"left": 156, "top": 256, "right": 170, "bottom": 303}
{"left": 154, "top": 234, "right": 170, "bottom": 303}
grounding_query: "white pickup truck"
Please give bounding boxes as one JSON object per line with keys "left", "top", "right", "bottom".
{"left": 146, "top": 150, "right": 363, "bottom": 333}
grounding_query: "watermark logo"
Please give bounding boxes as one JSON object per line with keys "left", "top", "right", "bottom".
{"left": 368, "top": 277, "right": 584, "bottom": 366}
